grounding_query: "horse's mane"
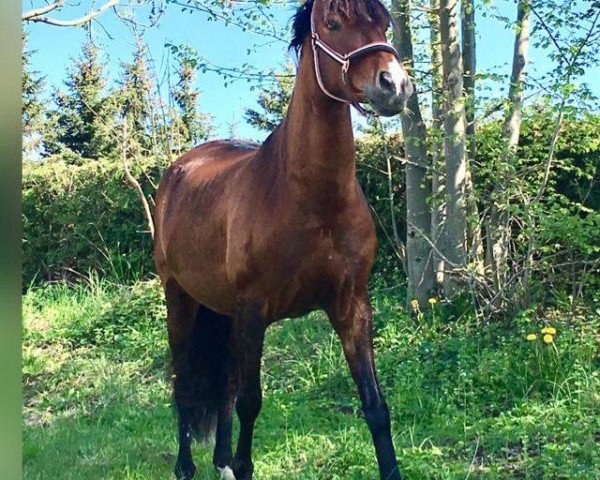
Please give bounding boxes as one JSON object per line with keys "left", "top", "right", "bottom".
{"left": 289, "top": 0, "right": 314, "bottom": 57}
{"left": 289, "top": 0, "right": 391, "bottom": 57}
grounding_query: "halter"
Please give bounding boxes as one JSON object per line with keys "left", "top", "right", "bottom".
{"left": 309, "top": 1, "right": 400, "bottom": 115}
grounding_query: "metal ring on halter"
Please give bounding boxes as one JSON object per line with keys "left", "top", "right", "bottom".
{"left": 309, "top": 0, "right": 401, "bottom": 116}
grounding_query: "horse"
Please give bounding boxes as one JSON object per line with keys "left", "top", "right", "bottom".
{"left": 153, "top": 0, "right": 413, "bottom": 479}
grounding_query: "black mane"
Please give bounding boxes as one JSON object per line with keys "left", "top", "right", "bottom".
{"left": 289, "top": 0, "right": 314, "bottom": 57}
{"left": 288, "top": 0, "right": 391, "bottom": 57}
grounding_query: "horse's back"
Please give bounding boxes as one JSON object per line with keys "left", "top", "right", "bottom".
{"left": 156, "top": 138, "right": 258, "bottom": 208}
{"left": 163, "top": 139, "right": 259, "bottom": 185}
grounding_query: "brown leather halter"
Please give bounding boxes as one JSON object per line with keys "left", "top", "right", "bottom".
{"left": 310, "top": 0, "right": 400, "bottom": 115}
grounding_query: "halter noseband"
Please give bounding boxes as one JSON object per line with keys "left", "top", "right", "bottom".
{"left": 309, "top": 1, "right": 400, "bottom": 115}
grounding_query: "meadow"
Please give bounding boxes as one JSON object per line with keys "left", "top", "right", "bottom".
{"left": 23, "top": 276, "right": 600, "bottom": 479}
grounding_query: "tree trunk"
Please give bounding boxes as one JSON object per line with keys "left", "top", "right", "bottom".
{"left": 461, "top": 0, "right": 476, "bottom": 165}
{"left": 429, "top": 0, "right": 446, "bottom": 288}
{"left": 391, "top": 0, "right": 436, "bottom": 308}
{"left": 439, "top": 0, "right": 468, "bottom": 298}
{"left": 487, "top": 0, "right": 530, "bottom": 301}
{"left": 460, "top": 0, "right": 483, "bottom": 267}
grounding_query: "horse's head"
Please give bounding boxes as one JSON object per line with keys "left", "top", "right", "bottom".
{"left": 292, "top": 0, "right": 413, "bottom": 116}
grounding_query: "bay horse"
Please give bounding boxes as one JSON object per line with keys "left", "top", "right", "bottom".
{"left": 153, "top": 0, "right": 413, "bottom": 479}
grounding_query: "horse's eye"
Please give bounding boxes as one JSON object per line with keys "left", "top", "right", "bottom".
{"left": 327, "top": 20, "right": 341, "bottom": 31}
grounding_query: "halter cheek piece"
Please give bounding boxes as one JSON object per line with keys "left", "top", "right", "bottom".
{"left": 310, "top": 2, "right": 400, "bottom": 115}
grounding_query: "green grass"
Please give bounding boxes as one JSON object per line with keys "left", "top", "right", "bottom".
{"left": 23, "top": 278, "right": 600, "bottom": 479}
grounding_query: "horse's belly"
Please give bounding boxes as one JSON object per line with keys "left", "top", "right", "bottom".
{"left": 175, "top": 269, "right": 238, "bottom": 316}
{"left": 164, "top": 222, "right": 239, "bottom": 316}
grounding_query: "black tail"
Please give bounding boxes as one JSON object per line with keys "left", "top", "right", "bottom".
{"left": 172, "top": 305, "right": 234, "bottom": 443}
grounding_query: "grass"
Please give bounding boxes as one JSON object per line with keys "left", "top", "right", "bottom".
{"left": 23, "top": 277, "right": 600, "bottom": 479}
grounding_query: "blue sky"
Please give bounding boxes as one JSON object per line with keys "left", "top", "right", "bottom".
{"left": 25, "top": 1, "right": 599, "bottom": 141}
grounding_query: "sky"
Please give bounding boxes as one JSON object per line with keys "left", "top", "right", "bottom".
{"left": 24, "top": 0, "right": 600, "bottom": 142}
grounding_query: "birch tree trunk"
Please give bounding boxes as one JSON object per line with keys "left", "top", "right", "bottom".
{"left": 391, "top": 0, "right": 436, "bottom": 307}
{"left": 487, "top": 0, "right": 530, "bottom": 300}
{"left": 439, "top": 0, "right": 468, "bottom": 297}
{"left": 461, "top": 0, "right": 476, "bottom": 165}
{"left": 460, "top": 0, "right": 483, "bottom": 266}
{"left": 429, "top": 0, "right": 446, "bottom": 288}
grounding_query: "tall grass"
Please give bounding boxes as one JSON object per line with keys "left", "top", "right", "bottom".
{"left": 23, "top": 279, "right": 600, "bottom": 479}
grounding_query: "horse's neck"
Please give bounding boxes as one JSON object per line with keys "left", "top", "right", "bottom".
{"left": 277, "top": 44, "right": 357, "bottom": 203}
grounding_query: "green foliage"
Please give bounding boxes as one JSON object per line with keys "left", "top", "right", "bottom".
{"left": 23, "top": 280, "right": 600, "bottom": 479}
{"left": 22, "top": 31, "right": 46, "bottom": 157}
{"left": 170, "top": 44, "right": 212, "bottom": 149}
{"left": 476, "top": 108, "right": 600, "bottom": 307}
{"left": 355, "top": 129, "right": 406, "bottom": 278}
{"left": 117, "top": 42, "right": 155, "bottom": 155}
{"left": 244, "top": 67, "right": 294, "bottom": 132}
{"left": 43, "top": 41, "right": 118, "bottom": 161}
{"left": 22, "top": 155, "right": 168, "bottom": 286}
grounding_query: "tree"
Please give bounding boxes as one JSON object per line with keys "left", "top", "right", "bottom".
{"left": 438, "top": 0, "right": 469, "bottom": 298}
{"left": 391, "top": 0, "right": 436, "bottom": 307}
{"left": 171, "top": 48, "right": 211, "bottom": 149}
{"left": 43, "top": 41, "right": 117, "bottom": 160}
{"left": 22, "top": 1, "right": 166, "bottom": 30}
{"left": 429, "top": 0, "right": 446, "bottom": 289}
{"left": 22, "top": 0, "right": 119, "bottom": 27}
{"left": 461, "top": 0, "right": 476, "bottom": 165}
{"left": 22, "top": 31, "right": 46, "bottom": 157}
{"left": 118, "top": 42, "right": 155, "bottom": 156}
{"left": 244, "top": 67, "right": 294, "bottom": 132}
{"left": 460, "top": 0, "right": 482, "bottom": 266}
{"left": 486, "top": 0, "right": 531, "bottom": 303}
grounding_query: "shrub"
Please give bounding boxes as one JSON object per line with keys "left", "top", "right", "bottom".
{"left": 22, "top": 155, "right": 168, "bottom": 286}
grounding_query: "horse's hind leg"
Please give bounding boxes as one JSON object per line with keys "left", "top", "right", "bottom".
{"left": 230, "top": 303, "right": 266, "bottom": 480}
{"left": 204, "top": 310, "right": 238, "bottom": 478}
{"left": 164, "top": 279, "right": 199, "bottom": 480}
{"left": 213, "top": 376, "right": 238, "bottom": 479}
{"left": 166, "top": 280, "right": 239, "bottom": 480}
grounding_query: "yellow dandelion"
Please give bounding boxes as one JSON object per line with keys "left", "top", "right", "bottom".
{"left": 526, "top": 334, "right": 537, "bottom": 341}
{"left": 428, "top": 298, "right": 438, "bottom": 305}
{"left": 541, "top": 327, "right": 548, "bottom": 334}
{"left": 543, "top": 334, "right": 554, "bottom": 344}
{"left": 410, "top": 299, "right": 419, "bottom": 310}
{"left": 546, "top": 327, "right": 556, "bottom": 335}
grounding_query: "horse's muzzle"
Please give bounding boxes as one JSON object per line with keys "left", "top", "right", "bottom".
{"left": 365, "top": 68, "right": 414, "bottom": 117}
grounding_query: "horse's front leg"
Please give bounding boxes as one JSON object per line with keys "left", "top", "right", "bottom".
{"left": 231, "top": 303, "right": 266, "bottom": 480}
{"left": 327, "top": 293, "right": 402, "bottom": 480}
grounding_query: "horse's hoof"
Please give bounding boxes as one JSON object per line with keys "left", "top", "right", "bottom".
{"left": 174, "top": 460, "right": 196, "bottom": 480}
{"left": 231, "top": 459, "right": 253, "bottom": 480}
{"left": 218, "top": 465, "right": 237, "bottom": 480}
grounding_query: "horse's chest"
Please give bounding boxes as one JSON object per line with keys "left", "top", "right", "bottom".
{"left": 257, "top": 221, "right": 368, "bottom": 317}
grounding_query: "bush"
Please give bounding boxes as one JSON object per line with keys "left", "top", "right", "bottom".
{"left": 475, "top": 110, "right": 600, "bottom": 307}
{"left": 356, "top": 132, "right": 407, "bottom": 281}
{"left": 22, "top": 155, "right": 169, "bottom": 286}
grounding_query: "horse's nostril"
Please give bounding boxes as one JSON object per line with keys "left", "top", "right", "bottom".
{"left": 378, "top": 71, "right": 395, "bottom": 94}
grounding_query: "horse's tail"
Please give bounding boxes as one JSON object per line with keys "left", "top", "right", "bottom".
{"left": 173, "top": 305, "right": 235, "bottom": 443}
